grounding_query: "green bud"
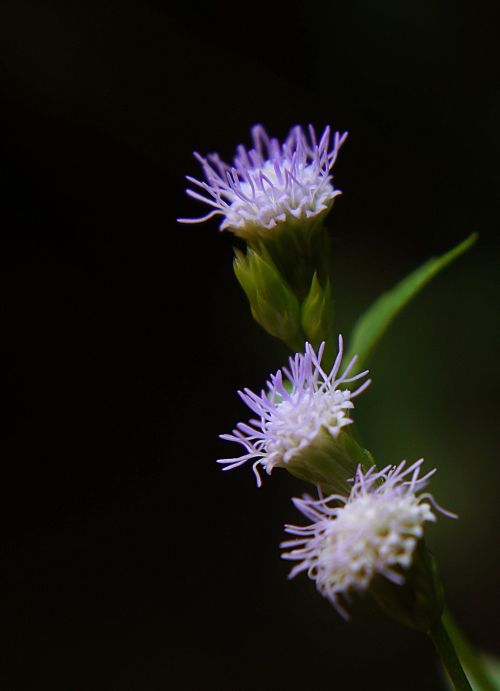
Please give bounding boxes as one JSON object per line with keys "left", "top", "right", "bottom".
{"left": 233, "top": 248, "right": 304, "bottom": 351}
{"left": 301, "top": 272, "right": 335, "bottom": 361}
{"left": 370, "top": 541, "right": 444, "bottom": 632}
{"left": 248, "top": 215, "right": 334, "bottom": 300}
{"left": 284, "top": 428, "right": 375, "bottom": 496}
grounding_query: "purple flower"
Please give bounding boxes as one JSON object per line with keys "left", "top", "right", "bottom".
{"left": 281, "top": 460, "right": 456, "bottom": 618}
{"left": 218, "top": 336, "right": 370, "bottom": 486}
{"left": 178, "top": 124, "right": 347, "bottom": 236}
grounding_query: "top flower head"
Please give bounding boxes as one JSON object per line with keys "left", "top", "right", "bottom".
{"left": 178, "top": 124, "right": 347, "bottom": 237}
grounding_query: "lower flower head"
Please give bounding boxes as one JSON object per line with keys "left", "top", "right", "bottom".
{"left": 177, "top": 124, "right": 347, "bottom": 238}
{"left": 281, "top": 460, "right": 456, "bottom": 619}
{"left": 218, "top": 336, "right": 370, "bottom": 487}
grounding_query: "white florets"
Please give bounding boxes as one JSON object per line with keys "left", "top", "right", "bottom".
{"left": 218, "top": 336, "right": 370, "bottom": 486}
{"left": 178, "top": 124, "right": 347, "bottom": 233}
{"left": 281, "top": 460, "right": 455, "bottom": 618}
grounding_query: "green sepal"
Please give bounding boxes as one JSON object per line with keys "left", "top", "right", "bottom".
{"left": 236, "top": 213, "right": 334, "bottom": 300}
{"left": 284, "top": 428, "right": 375, "bottom": 496}
{"left": 370, "top": 541, "right": 444, "bottom": 632}
{"left": 300, "top": 272, "right": 335, "bottom": 364}
{"left": 233, "top": 247, "right": 304, "bottom": 351}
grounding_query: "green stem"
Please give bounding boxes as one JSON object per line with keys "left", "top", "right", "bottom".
{"left": 443, "top": 610, "right": 498, "bottom": 691}
{"left": 429, "top": 618, "right": 473, "bottom": 691}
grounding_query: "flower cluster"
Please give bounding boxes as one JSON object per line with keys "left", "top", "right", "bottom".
{"left": 218, "top": 337, "right": 370, "bottom": 486}
{"left": 281, "top": 460, "right": 455, "bottom": 618}
{"left": 178, "top": 124, "right": 347, "bottom": 236}
{"left": 178, "top": 123, "right": 461, "bottom": 642}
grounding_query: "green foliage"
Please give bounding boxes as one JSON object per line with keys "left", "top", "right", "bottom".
{"left": 233, "top": 247, "right": 304, "bottom": 351}
{"left": 346, "top": 234, "right": 478, "bottom": 367}
{"left": 442, "top": 612, "right": 500, "bottom": 691}
{"left": 481, "top": 658, "right": 500, "bottom": 690}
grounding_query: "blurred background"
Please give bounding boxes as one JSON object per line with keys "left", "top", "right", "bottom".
{"left": 1, "top": 1, "right": 499, "bottom": 689}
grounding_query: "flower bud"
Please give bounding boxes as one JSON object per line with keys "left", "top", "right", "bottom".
{"left": 300, "top": 272, "right": 335, "bottom": 362}
{"left": 233, "top": 248, "right": 304, "bottom": 351}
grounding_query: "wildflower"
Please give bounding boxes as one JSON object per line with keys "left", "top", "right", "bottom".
{"left": 177, "top": 124, "right": 347, "bottom": 239}
{"left": 218, "top": 336, "right": 371, "bottom": 491}
{"left": 281, "top": 460, "right": 456, "bottom": 620}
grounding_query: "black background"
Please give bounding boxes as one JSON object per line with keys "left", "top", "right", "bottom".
{"left": 1, "top": 1, "right": 499, "bottom": 689}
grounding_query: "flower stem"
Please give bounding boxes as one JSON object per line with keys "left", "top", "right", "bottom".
{"left": 442, "top": 610, "right": 498, "bottom": 691}
{"left": 429, "top": 618, "right": 473, "bottom": 691}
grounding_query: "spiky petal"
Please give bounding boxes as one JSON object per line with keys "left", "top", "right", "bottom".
{"left": 218, "top": 336, "right": 370, "bottom": 487}
{"left": 178, "top": 124, "right": 347, "bottom": 235}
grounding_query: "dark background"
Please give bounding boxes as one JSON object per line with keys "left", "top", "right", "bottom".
{"left": 1, "top": 1, "right": 499, "bottom": 689}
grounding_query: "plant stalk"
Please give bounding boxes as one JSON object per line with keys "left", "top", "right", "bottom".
{"left": 443, "top": 610, "right": 498, "bottom": 691}
{"left": 429, "top": 618, "right": 473, "bottom": 691}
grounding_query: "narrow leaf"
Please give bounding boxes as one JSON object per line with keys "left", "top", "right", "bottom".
{"left": 346, "top": 233, "right": 478, "bottom": 366}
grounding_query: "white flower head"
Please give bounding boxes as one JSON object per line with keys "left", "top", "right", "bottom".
{"left": 178, "top": 124, "right": 347, "bottom": 236}
{"left": 218, "top": 336, "right": 370, "bottom": 487}
{"left": 281, "top": 460, "right": 456, "bottom": 619}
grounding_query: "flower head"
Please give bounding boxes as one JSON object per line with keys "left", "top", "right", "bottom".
{"left": 281, "top": 460, "right": 456, "bottom": 619}
{"left": 178, "top": 124, "right": 347, "bottom": 237}
{"left": 218, "top": 336, "right": 370, "bottom": 488}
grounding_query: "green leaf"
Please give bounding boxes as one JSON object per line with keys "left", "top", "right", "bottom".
{"left": 481, "top": 657, "right": 500, "bottom": 690}
{"left": 441, "top": 651, "right": 500, "bottom": 690}
{"left": 442, "top": 610, "right": 500, "bottom": 690}
{"left": 346, "top": 233, "right": 478, "bottom": 367}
